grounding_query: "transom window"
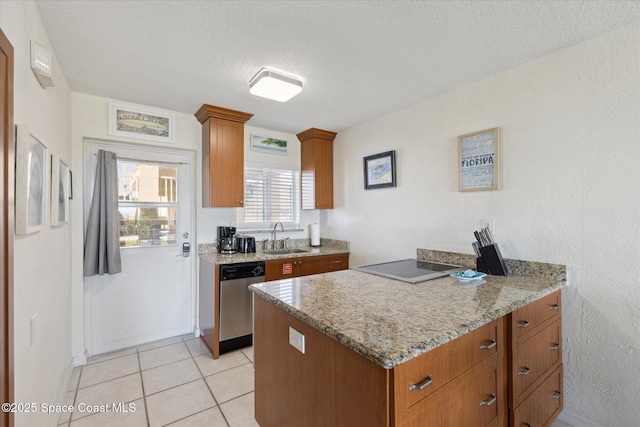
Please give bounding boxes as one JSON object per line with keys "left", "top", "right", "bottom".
{"left": 236, "top": 163, "right": 300, "bottom": 229}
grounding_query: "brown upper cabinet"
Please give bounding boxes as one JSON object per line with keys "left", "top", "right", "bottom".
{"left": 297, "top": 128, "right": 337, "bottom": 209}
{"left": 195, "top": 104, "right": 253, "bottom": 207}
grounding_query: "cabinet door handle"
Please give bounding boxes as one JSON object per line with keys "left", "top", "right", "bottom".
{"left": 409, "top": 374, "right": 433, "bottom": 391}
{"left": 517, "top": 320, "right": 530, "bottom": 328}
{"left": 548, "top": 304, "right": 559, "bottom": 310}
{"left": 524, "top": 423, "right": 532, "bottom": 427}
{"left": 549, "top": 343, "right": 560, "bottom": 350}
{"left": 239, "top": 200, "right": 243, "bottom": 205}
{"left": 480, "top": 339, "right": 496, "bottom": 350}
{"left": 332, "top": 260, "right": 342, "bottom": 264}
{"left": 517, "top": 367, "right": 531, "bottom": 376}
{"left": 551, "top": 390, "right": 561, "bottom": 399}
{"left": 479, "top": 393, "right": 497, "bottom": 406}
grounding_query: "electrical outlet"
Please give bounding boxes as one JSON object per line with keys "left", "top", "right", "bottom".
{"left": 289, "top": 327, "right": 305, "bottom": 354}
{"left": 30, "top": 313, "right": 38, "bottom": 346}
{"left": 481, "top": 218, "right": 496, "bottom": 237}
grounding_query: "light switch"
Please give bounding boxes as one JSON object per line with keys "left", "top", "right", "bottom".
{"left": 289, "top": 327, "right": 305, "bottom": 354}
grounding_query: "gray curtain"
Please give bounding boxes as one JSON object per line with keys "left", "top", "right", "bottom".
{"left": 83, "top": 150, "right": 122, "bottom": 276}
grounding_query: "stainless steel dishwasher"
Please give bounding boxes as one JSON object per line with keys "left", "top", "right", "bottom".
{"left": 219, "top": 261, "right": 265, "bottom": 352}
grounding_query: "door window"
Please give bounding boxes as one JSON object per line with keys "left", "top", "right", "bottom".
{"left": 118, "top": 160, "right": 178, "bottom": 247}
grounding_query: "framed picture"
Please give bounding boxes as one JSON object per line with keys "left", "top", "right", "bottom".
{"left": 15, "top": 125, "right": 50, "bottom": 234}
{"left": 363, "top": 150, "right": 396, "bottom": 190}
{"left": 108, "top": 102, "right": 175, "bottom": 143}
{"left": 51, "top": 155, "right": 70, "bottom": 226}
{"left": 250, "top": 134, "right": 287, "bottom": 155}
{"left": 458, "top": 128, "right": 499, "bottom": 192}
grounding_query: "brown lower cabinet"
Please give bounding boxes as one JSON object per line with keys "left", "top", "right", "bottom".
{"left": 254, "top": 288, "right": 563, "bottom": 427}
{"left": 265, "top": 253, "right": 349, "bottom": 281}
{"left": 508, "top": 290, "right": 563, "bottom": 427}
{"left": 254, "top": 296, "right": 506, "bottom": 427}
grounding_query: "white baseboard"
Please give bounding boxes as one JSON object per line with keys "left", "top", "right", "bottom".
{"left": 558, "top": 409, "right": 603, "bottom": 427}
{"left": 194, "top": 328, "right": 201, "bottom": 337}
{"left": 72, "top": 352, "right": 88, "bottom": 367}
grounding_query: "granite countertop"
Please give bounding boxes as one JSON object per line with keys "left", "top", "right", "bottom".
{"left": 199, "top": 238, "right": 350, "bottom": 265}
{"left": 249, "top": 250, "right": 566, "bottom": 369}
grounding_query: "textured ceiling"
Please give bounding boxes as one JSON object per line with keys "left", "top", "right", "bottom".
{"left": 36, "top": 1, "right": 640, "bottom": 134}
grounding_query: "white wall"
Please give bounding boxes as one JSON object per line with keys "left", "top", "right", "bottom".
{"left": 70, "top": 94, "right": 319, "bottom": 357}
{"left": 325, "top": 22, "right": 640, "bottom": 426}
{"left": 0, "top": 1, "right": 73, "bottom": 426}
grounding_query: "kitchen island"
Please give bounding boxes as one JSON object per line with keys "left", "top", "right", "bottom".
{"left": 249, "top": 250, "right": 565, "bottom": 427}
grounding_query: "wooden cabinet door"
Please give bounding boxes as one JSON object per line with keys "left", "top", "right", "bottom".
{"left": 440, "top": 354, "right": 500, "bottom": 427}
{"left": 510, "top": 291, "right": 560, "bottom": 347}
{"left": 324, "top": 253, "right": 349, "bottom": 272}
{"left": 511, "top": 365, "right": 563, "bottom": 427}
{"left": 298, "top": 128, "right": 337, "bottom": 210}
{"left": 295, "top": 256, "right": 325, "bottom": 276}
{"left": 195, "top": 104, "right": 252, "bottom": 208}
{"left": 207, "top": 118, "right": 244, "bottom": 207}
{"left": 265, "top": 258, "right": 297, "bottom": 281}
{"left": 314, "top": 139, "right": 333, "bottom": 209}
{"left": 265, "top": 255, "right": 327, "bottom": 281}
{"left": 511, "top": 319, "right": 562, "bottom": 407}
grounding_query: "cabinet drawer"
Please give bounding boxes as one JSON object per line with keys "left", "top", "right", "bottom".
{"left": 396, "top": 320, "right": 500, "bottom": 410}
{"left": 399, "top": 354, "right": 500, "bottom": 427}
{"left": 447, "top": 320, "right": 500, "bottom": 379}
{"left": 512, "top": 365, "right": 563, "bottom": 427}
{"left": 510, "top": 291, "right": 561, "bottom": 347}
{"left": 511, "top": 319, "right": 562, "bottom": 407}
{"left": 324, "top": 253, "right": 349, "bottom": 272}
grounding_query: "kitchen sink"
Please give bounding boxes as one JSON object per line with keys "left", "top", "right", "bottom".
{"left": 263, "top": 249, "right": 310, "bottom": 255}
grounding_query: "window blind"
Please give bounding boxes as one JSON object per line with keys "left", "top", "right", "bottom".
{"left": 237, "top": 165, "right": 300, "bottom": 228}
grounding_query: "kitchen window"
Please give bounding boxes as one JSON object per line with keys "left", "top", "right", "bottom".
{"left": 236, "top": 163, "right": 300, "bottom": 229}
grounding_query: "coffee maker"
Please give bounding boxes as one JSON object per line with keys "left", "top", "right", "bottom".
{"left": 217, "top": 226, "right": 237, "bottom": 254}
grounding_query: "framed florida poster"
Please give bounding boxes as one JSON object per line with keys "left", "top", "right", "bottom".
{"left": 458, "top": 128, "right": 499, "bottom": 192}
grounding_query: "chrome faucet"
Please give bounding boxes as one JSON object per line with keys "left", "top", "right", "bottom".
{"left": 272, "top": 222, "right": 284, "bottom": 249}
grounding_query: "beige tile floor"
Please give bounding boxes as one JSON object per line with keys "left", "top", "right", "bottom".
{"left": 59, "top": 334, "right": 573, "bottom": 427}
{"left": 59, "top": 335, "right": 257, "bottom": 427}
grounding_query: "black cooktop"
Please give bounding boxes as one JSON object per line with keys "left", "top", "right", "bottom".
{"left": 352, "top": 259, "right": 464, "bottom": 283}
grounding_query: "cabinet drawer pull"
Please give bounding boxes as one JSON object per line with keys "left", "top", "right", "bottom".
{"left": 479, "top": 393, "right": 496, "bottom": 406}
{"left": 517, "top": 367, "right": 531, "bottom": 376}
{"left": 548, "top": 304, "right": 559, "bottom": 310}
{"left": 549, "top": 343, "right": 560, "bottom": 350}
{"left": 517, "top": 320, "right": 530, "bottom": 328}
{"left": 551, "top": 390, "right": 561, "bottom": 399}
{"left": 480, "top": 339, "right": 496, "bottom": 350}
{"left": 524, "top": 423, "right": 532, "bottom": 427}
{"left": 331, "top": 260, "right": 342, "bottom": 264}
{"left": 409, "top": 374, "right": 433, "bottom": 391}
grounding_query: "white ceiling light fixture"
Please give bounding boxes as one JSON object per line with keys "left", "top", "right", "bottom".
{"left": 249, "top": 68, "right": 302, "bottom": 102}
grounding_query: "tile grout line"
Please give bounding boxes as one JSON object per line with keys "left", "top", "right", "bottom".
{"left": 189, "top": 338, "right": 232, "bottom": 427}
{"left": 136, "top": 349, "right": 151, "bottom": 427}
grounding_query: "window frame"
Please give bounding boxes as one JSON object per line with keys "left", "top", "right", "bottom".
{"left": 236, "top": 162, "right": 300, "bottom": 230}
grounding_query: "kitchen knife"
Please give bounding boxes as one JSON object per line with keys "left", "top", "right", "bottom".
{"left": 480, "top": 228, "right": 491, "bottom": 246}
{"left": 474, "top": 231, "right": 484, "bottom": 247}
{"left": 472, "top": 241, "right": 481, "bottom": 256}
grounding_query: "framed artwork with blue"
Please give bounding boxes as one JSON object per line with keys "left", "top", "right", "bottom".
{"left": 363, "top": 150, "right": 396, "bottom": 190}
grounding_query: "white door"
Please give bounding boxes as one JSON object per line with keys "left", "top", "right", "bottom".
{"left": 84, "top": 141, "right": 196, "bottom": 355}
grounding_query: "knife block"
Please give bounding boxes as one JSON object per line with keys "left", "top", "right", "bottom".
{"left": 476, "top": 243, "right": 508, "bottom": 276}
